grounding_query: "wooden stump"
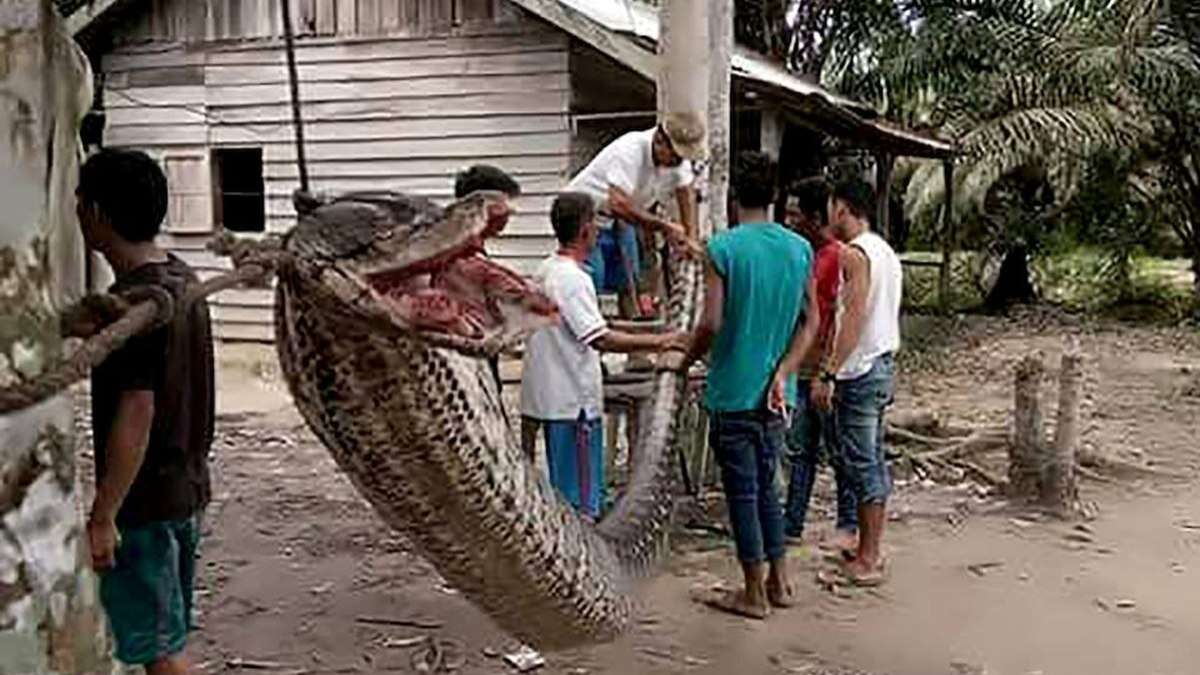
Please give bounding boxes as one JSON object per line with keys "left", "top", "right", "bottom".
{"left": 1009, "top": 354, "right": 1045, "bottom": 498}
{"left": 1043, "top": 345, "right": 1082, "bottom": 514}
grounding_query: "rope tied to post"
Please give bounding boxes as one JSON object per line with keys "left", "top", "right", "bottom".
{"left": 0, "top": 236, "right": 289, "bottom": 415}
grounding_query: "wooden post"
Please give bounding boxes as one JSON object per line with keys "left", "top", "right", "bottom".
{"left": 1044, "top": 342, "right": 1082, "bottom": 515}
{"left": 939, "top": 159, "right": 956, "bottom": 310}
{"left": 1010, "top": 354, "right": 1045, "bottom": 499}
{"left": 875, "top": 152, "right": 894, "bottom": 241}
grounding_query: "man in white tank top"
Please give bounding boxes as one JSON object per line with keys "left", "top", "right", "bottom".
{"left": 775, "top": 177, "right": 901, "bottom": 586}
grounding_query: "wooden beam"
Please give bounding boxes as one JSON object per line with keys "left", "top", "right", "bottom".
{"left": 66, "top": 0, "right": 124, "bottom": 34}
{"left": 507, "top": 0, "right": 656, "bottom": 80}
{"left": 939, "top": 158, "right": 956, "bottom": 310}
{"left": 875, "top": 152, "right": 894, "bottom": 241}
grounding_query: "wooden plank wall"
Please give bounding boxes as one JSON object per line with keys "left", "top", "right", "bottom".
{"left": 102, "top": 3, "right": 570, "bottom": 341}
{"left": 112, "top": 0, "right": 502, "bottom": 43}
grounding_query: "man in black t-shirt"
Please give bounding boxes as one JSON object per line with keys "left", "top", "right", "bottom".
{"left": 74, "top": 149, "right": 214, "bottom": 675}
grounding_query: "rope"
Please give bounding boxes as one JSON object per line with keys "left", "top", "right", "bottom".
{"left": 0, "top": 237, "right": 287, "bottom": 416}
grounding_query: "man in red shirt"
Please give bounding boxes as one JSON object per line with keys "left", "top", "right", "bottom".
{"left": 780, "top": 178, "right": 858, "bottom": 555}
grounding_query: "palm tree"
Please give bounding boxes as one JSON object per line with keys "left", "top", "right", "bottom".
{"left": 817, "top": 0, "right": 1200, "bottom": 307}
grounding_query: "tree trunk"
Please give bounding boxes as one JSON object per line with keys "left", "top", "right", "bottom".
{"left": 1009, "top": 355, "right": 1045, "bottom": 499}
{"left": 0, "top": 3, "right": 112, "bottom": 671}
{"left": 1043, "top": 344, "right": 1082, "bottom": 515}
{"left": 1190, "top": 228, "right": 1200, "bottom": 314}
{"left": 985, "top": 245, "right": 1038, "bottom": 312}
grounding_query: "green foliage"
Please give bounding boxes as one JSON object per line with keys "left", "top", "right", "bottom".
{"left": 805, "top": 0, "right": 1200, "bottom": 303}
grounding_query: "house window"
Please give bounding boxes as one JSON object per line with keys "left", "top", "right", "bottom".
{"left": 212, "top": 148, "right": 265, "bottom": 233}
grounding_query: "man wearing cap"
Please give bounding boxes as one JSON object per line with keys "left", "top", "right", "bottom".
{"left": 565, "top": 112, "right": 706, "bottom": 318}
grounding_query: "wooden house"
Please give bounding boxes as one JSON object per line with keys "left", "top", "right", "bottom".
{"left": 67, "top": 0, "right": 953, "bottom": 341}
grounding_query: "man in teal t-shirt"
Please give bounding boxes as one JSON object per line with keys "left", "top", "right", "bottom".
{"left": 676, "top": 152, "right": 821, "bottom": 620}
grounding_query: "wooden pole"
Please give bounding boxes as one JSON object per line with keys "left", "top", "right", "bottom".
{"left": 1044, "top": 342, "right": 1082, "bottom": 515}
{"left": 939, "top": 159, "right": 956, "bottom": 310}
{"left": 875, "top": 152, "right": 894, "bottom": 241}
{"left": 1010, "top": 354, "right": 1045, "bottom": 499}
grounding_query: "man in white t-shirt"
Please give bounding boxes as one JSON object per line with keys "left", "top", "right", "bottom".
{"left": 773, "top": 178, "right": 902, "bottom": 587}
{"left": 520, "top": 192, "right": 688, "bottom": 518}
{"left": 566, "top": 112, "right": 705, "bottom": 318}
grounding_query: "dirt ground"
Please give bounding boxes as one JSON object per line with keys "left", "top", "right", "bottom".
{"left": 74, "top": 311, "right": 1200, "bottom": 675}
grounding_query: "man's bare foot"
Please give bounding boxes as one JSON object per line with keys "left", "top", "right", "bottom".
{"left": 694, "top": 587, "right": 769, "bottom": 619}
{"left": 839, "top": 556, "right": 887, "bottom": 587}
{"left": 766, "top": 577, "right": 797, "bottom": 608}
{"left": 826, "top": 530, "right": 858, "bottom": 559}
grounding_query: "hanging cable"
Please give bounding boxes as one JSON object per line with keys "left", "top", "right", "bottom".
{"left": 280, "top": 0, "right": 310, "bottom": 193}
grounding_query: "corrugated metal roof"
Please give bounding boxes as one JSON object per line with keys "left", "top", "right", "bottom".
{"left": 513, "top": 0, "right": 955, "bottom": 158}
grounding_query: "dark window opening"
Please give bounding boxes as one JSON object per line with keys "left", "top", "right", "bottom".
{"left": 212, "top": 148, "right": 265, "bottom": 233}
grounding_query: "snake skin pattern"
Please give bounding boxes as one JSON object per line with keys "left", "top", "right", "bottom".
{"left": 272, "top": 190, "right": 702, "bottom": 650}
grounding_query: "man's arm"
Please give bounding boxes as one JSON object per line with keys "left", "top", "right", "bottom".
{"left": 775, "top": 274, "right": 823, "bottom": 378}
{"left": 89, "top": 389, "right": 154, "bottom": 570}
{"left": 592, "top": 330, "right": 682, "bottom": 354}
{"left": 675, "top": 185, "right": 698, "bottom": 242}
{"left": 680, "top": 257, "right": 724, "bottom": 367}
{"left": 807, "top": 246, "right": 870, "bottom": 412}
{"left": 822, "top": 246, "right": 870, "bottom": 377}
{"left": 607, "top": 185, "right": 670, "bottom": 233}
{"left": 767, "top": 275, "right": 822, "bottom": 413}
{"left": 608, "top": 185, "right": 701, "bottom": 259}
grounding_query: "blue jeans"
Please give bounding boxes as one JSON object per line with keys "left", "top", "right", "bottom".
{"left": 710, "top": 410, "right": 788, "bottom": 563}
{"left": 783, "top": 381, "right": 858, "bottom": 538}
{"left": 586, "top": 222, "right": 641, "bottom": 293}
{"left": 542, "top": 413, "right": 605, "bottom": 518}
{"left": 832, "top": 354, "right": 896, "bottom": 505}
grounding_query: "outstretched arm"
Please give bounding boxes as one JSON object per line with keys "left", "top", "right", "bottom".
{"left": 592, "top": 329, "right": 686, "bottom": 354}
{"left": 679, "top": 256, "right": 724, "bottom": 367}
{"left": 608, "top": 186, "right": 701, "bottom": 258}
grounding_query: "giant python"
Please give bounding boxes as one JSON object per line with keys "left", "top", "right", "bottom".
{"left": 273, "top": 188, "right": 702, "bottom": 650}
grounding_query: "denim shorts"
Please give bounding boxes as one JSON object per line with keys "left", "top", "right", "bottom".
{"left": 100, "top": 515, "right": 201, "bottom": 665}
{"left": 831, "top": 354, "right": 896, "bottom": 505}
{"left": 586, "top": 223, "right": 641, "bottom": 293}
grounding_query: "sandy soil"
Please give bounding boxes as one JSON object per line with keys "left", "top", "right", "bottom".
{"left": 74, "top": 313, "right": 1200, "bottom": 675}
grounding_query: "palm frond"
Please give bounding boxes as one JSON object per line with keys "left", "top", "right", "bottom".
{"left": 906, "top": 102, "right": 1149, "bottom": 218}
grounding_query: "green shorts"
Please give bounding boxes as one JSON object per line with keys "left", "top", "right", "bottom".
{"left": 100, "top": 515, "right": 201, "bottom": 665}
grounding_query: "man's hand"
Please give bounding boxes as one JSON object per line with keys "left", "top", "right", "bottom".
{"left": 767, "top": 372, "right": 788, "bottom": 415}
{"left": 662, "top": 222, "right": 702, "bottom": 260}
{"left": 88, "top": 516, "right": 120, "bottom": 572}
{"left": 659, "top": 330, "right": 691, "bottom": 353}
{"left": 812, "top": 378, "right": 835, "bottom": 413}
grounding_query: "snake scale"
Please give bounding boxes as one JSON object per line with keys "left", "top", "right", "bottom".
{"left": 271, "top": 189, "right": 702, "bottom": 650}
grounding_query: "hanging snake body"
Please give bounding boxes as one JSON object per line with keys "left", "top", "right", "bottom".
{"left": 272, "top": 190, "right": 700, "bottom": 649}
